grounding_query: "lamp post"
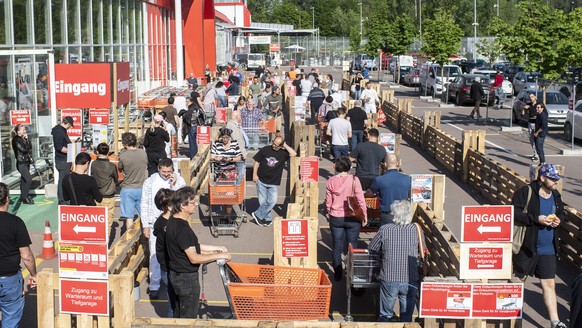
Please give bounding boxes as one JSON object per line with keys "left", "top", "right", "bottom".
{"left": 310, "top": 7, "right": 315, "bottom": 30}
{"left": 494, "top": 0, "right": 500, "bottom": 16}
{"left": 359, "top": 2, "right": 363, "bottom": 46}
{"left": 419, "top": 0, "right": 422, "bottom": 36}
{"left": 473, "top": 0, "right": 478, "bottom": 63}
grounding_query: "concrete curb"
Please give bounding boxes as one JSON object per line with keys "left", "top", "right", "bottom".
{"left": 439, "top": 103, "right": 455, "bottom": 108}
{"left": 561, "top": 148, "right": 582, "bottom": 155}
{"left": 500, "top": 127, "right": 523, "bottom": 132}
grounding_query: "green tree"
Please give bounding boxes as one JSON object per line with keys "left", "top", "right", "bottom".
{"left": 422, "top": 9, "right": 463, "bottom": 65}
{"left": 476, "top": 38, "right": 503, "bottom": 64}
{"left": 349, "top": 29, "right": 362, "bottom": 53}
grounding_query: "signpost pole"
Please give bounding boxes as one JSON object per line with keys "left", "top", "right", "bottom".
{"left": 113, "top": 63, "right": 119, "bottom": 154}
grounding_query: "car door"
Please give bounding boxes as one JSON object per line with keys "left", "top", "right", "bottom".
{"left": 448, "top": 76, "right": 460, "bottom": 98}
{"left": 513, "top": 90, "right": 528, "bottom": 122}
{"left": 575, "top": 103, "right": 582, "bottom": 138}
{"left": 513, "top": 73, "right": 523, "bottom": 93}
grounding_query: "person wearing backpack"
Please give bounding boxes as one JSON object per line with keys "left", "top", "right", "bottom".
{"left": 184, "top": 97, "right": 203, "bottom": 159}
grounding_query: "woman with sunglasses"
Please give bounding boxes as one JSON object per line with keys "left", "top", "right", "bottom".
{"left": 533, "top": 103, "right": 549, "bottom": 166}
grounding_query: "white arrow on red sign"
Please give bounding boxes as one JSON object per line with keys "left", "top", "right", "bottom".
{"left": 73, "top": 225, "right": 97, "bottom": 234}
{"left": 477, "top": 225, "right": 501, "bottom": 234}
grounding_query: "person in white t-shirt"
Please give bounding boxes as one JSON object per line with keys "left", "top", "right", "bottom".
{"left": 159, "top": 112, "right": 176, "bottom": 158}
{"left": 300, "top": 74, "right": 313, "bottom": 97}
{"left": 360, "top": 81, "right": 380, "bottom": 114}
{"left": 326, "top": 107, "right": 352, "bottom": 161}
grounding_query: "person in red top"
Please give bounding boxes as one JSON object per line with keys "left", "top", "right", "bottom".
{"left": 325, "top": 156, "right": 367, "bottom": 281}
{"left": 494, "top": 70, "right": 504, "bottom": 107}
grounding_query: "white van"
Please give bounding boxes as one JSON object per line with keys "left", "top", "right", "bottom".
{"left": 247, "top": 53, "right": 266, "bottom": 69}
{"left": 419, "top": 63, "right": 462, "bottom": 97}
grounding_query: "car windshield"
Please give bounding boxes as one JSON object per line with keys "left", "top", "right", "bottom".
{"left": 535, "top": 92, "right": 568, "bottom": 105}
{"left": 400, "top": 66, "right": 412, "bottom": 72}
{"left": 526, "top": 74, "right": 542, "bottom": 82}
{"left": 249, "top": 54, "right": 263, "bottom": 60}
{"left": 476, "top": 72, "right": 496, "bottom": 79}
{"left": 464, "top": 77, "right": 491, "bottom": 86}
{"left": 436, "top": 67, "right": 461, "bottom": 77}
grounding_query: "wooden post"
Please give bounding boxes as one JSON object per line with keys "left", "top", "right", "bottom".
{"left": 37, "top": 268, "right": 55, "bottom": 328}
{"left": 112, "top": 269, "right": 134, "bottom": 328}
{"left": 462, "top": 130, "right": 486, "bottom": 183}
{"left": 289, "top": 157, "right": 300, "bottom": 197}
{"left": 432, "top": 174, "right": 446, "bottom": 220}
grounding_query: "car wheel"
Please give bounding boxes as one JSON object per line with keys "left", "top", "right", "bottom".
{"left": 564, "top": 122, "right": 573, "bottom": 141}
{"left": 455, "top": 93, "right": 462, "bottom": 106}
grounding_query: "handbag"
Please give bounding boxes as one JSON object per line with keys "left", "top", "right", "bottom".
{"left": 346, "top": 176, "right": 366, "bottom": 221}
{"left": 414, "top": 222, "right": 429, "bottom": 280}
{"left": 513, "top": 185, "right": 532, "bottom": 254}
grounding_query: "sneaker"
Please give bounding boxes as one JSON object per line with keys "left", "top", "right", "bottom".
{"left": 554, "top": 322, "right": 568, "bottom": 328}
{"left": 149, "top": 290, "right": 159, "bottom": 299}
{"left": 532, "top": 157, "right": 539, "bottom": 162}
{"left": 263, "top": 220, "right": 273, "bottom": 227}
{"left": 250, "top": 212, "right": 263, "bottom": 226}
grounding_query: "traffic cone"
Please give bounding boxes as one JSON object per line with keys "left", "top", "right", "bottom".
{"left": 39, "top": 220, "right": 56, "bottom": 260}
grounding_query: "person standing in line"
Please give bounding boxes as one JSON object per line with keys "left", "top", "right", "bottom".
{"left": 351, "top": 72, "right": 364, "bottom": 100}
{"left": 0, "top": 182, "right": 37, "bottom": 327}
{"left": 91, "top": 143, "right": 118, "bottom": 233}
{"left": 215, "top": 81, "right": 228, "bottom": 107}
{"left": 325, "top": 74, "right": 335, "bottom": 95}
{"left": 144, "top": 114, "right": 170, "bottom": 176}
{"left": 327, "top": 107, "right": 352, "bottom": 161}
{"left": 63, "top": 152, "right": 103, "bottom": 206}
{"left": 360, "top": 82, "right": 380, "bottom": 114}
{"left": 369, "top": 200, "right": 424, "bottom": 322}
{"left": 350, "top": 128, "right": 387, "bottom": 191}
{"left": 226, "top": 111, "right": 248, "bottom": 181}
{"left": 292, "top": 74, "right": 303, "bottom": 97}
{"left": 11, "top": 124, "right": 34, "bottom": 204}
{"left": 346, "top": 100, "right": 368, "bottom": 151}
{"left": 166, "top": 187, "right": 231, "bottom": 318}
{"left": 521, "top": 93, "right": 539, "bottom": 162}
{"left": 173, "top": 94, "right": 188, "bottom": 145}
{"left": 307, "top": 84, "right": 326, "bottom": 125}
{"left": 265, "top": 86, "right": 283, "bottom": 137}
{"left": 533, "top": 103, "right": 549, "bottom": 166}
{"left": 161, "top": 96, "right": 179, "bottom": 132}
{"left": 141, "top": 158, "right": 186, "bottom": 300}
{"left": 249, "top": 76, "right": 262, "bottom": 104}
{"left": 152, "top": 188, "right": 176, "bottom": 318}
{"left": 52, "top": 116, "right": 74, "bottom": 204}
{"left": 186, "top": 72, "right": 198, "bottom": 89}
{"left": 183, "top": 97, "right": 203, "bottom": 159}
{"left": 118, "top": 132, "right": 148, "bottom": 230}
{"left": 251, "top": 136, "right": 297, "bottom": 227}
{"left": 205, "top": 64, "right": 212, "bottom": 84}
{"left": 511, "top": 164, "right": 567, "bottom": 328}
{"left": 369, "top": 154, "right": 410, "bottom": 226}
{"left": 325, "top": 157, "right": 367, "bottom": 281}
{"left": 159, "top": 112, "right": 177, "bottom": 158}
{"left": 469, "top": 76, "right": 484, "bottom": 119}
{"left": 241, "top": 98, "right": 264, "bottom": 146}
{"left": 300, "top": 73, "right": 313, "bottom": 98}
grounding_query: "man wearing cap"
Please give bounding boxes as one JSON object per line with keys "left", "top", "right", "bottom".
{"left": 52, "top": 116, "right": 74, "bottom": 204}
{"left": 511, "top": 164, "right": 567, "bottom": 328}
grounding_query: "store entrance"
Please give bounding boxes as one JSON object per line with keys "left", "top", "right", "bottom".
{"left": 0, "top": 50, "right": 56, "bottom": 194}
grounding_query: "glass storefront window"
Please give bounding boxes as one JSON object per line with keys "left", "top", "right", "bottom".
{"left": 93, "top": 0, "right": 103, "bottom": 45}
{"left": 52, "top": 0, "right": 64, "bottom": 44}
{"left": 34, "top": 1, "right": 49, "bottom": 45}
{"left": 13, "top": 0, "right": 32, "bottom": 44}
{"left": 81, "top": 0, "right": 92, "bottom": 44}
{"left": 67, "top": 0, "right": 78, "bottom": 44}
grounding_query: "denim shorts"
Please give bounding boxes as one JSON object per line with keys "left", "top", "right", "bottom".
{"left": 120, "top": 187, "right": 142, "bottom": 219}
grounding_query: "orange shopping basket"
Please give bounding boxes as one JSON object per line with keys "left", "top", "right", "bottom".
{"left": 259, "top": 119, "right": 276, "bottom": 134}
{"left": 361, "top": 197, "right": 382, "bottom": 233}
{"left": 218, "top": 262, "right": 332, "bottom": 320}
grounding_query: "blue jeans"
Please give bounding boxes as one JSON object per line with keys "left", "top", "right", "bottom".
{"left": 160, "top": 270, "right": 176, "bottom": 318}
{"left": 330, "top": 216, "right": 361, "bottom": 268}
{"left": 55, "top": 158, "right": 72, "bottom": 204}
{"left": 217, "top": 95, "right": 227, "bottom": 107}
{"left": 355, "top": 89, "right": 362, "bottom": 100}
{"left": 0, "top": 271, "right": 24, "bottom": 327}
{"left": 332, "top": 145, "right": 349, "bottom": 160}
{"left": 254, "top": 180, "right": 278, "bottom": 222}
{"left": 379, "top": 281, "right": 419, "bottom": 322}
{"left": 236, "top": 161, "right": 245, "bottom": 185}
{"left": 188, "top": 128, "right": 198, "bottom": 159}
{"left": 169, "top": 271, "right": 200, "bottom": 318}
{"left": 351, "top": 130, "right": 364, "bottom": 151}
{"left": 120, "top": 187, "right": 142, "bottom": 219}
{"left": 534, "top": 135, "right": 546, "bottom": 163}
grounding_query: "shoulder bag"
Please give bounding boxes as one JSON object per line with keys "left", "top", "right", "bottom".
{"left": 512, "top": 185, "right": 532, "bottom": 254}
{"left": 346, "top": 176, "right": 366, "bottom": 221}
{"left": 414, "top": 222, "right": 429, "bottom": 280}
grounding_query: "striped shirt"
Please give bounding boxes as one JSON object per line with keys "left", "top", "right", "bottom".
{"left": 241, "top": 107, "right": 263, "bottom": 132}
{"left": 368, "top": 223, "right": 421, "bottom": 283}
{"left": 211, "top": 139, "right": 242, "bottom": 170}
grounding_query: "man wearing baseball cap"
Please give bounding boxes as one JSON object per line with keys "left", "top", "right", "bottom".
{"left": 511, "top": 163, "right": 567, "bottom": 328}
{"left": 52, "top": 116, "right": 74, "bottom": 204}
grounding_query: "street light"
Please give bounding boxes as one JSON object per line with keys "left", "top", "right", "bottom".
{"left": 358, "top": 2, "right": 363, "bottom": 45}
{"left": 473, "top": 0, "right": 478, "bottom": 63}
{"left": 310, "top": 7, "right": 315, "bottom": 30}
{"left": 494, "top": 0, "right": 499, "bottom": 17}
{"left": 419, "top": 0, "right": 422, "bottom": 36}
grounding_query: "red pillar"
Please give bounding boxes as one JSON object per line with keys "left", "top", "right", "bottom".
{"left": 182, "top": 0, "right": 216, "bottom": 78}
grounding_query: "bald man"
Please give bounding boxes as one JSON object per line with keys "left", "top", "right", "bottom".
{"left": 368, "top": 153, "right": 411, "bottom": 226}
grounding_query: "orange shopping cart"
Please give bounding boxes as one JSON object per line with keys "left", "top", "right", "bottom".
{"left": 361, "top": 197, "right": 382, "bottom": 234}
{"left": 207, "top": 164, "right": 246, "bottom": 238}
{"left": 218, "top": 262, "right": 332, "bottom": 320}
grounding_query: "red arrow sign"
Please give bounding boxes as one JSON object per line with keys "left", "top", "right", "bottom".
{"left": 461, "top": 205, "right": 514, "bottom": 243}
{"left": 59, "top": 205, "right": 108, "bottom": 243}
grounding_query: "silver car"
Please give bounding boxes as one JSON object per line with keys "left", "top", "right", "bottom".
{"left": 512, "top": 72, "right": 543, "bottom": 95}
{"left": 512, "top": 90, "right": 568, "bottom": 128}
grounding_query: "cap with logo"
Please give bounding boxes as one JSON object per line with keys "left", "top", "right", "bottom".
{"left": 538, "top": 164, "right": 564, "bottom": 180}
{"left": 63, "top": 116, "right": 74, "bottom": 127}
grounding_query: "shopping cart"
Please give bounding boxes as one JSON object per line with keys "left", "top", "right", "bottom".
{"left": 316, "top": 118, "right": 330, "bottom": 159}
{"left": 208, "top": 164, "right": 246, "bottom": 238}
{"left": 361, "top": 197, "right": 382, "bottom": 234}
{"left": 218, "top": 262, "right": 332, "bottom": 320}
{"left": 345, "top": 244, "right": 382, "bottom": 322}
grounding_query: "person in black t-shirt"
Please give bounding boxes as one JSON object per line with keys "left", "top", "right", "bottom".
{"left": 350, "top": 128, "right": 387, "bottom": 190}
{"left": 0, "top": 182, "right": 37, "bottom": 327}
{"left": 251, "top": 136, "right": 297, "bottom": 227}
{"left": 166, "top": 187, "right": 231, "bottom": 319}
{"left": 63, "top": 152, "right": 103, "bottom": 206}
{"left": 292, "top": 74, "right": 303, "bottom": 96}
{"left": 153, "top": 188, "right": 176, "bottom": 318}
{"left": 346, "top": 100, "right": 369, "bottom": 151}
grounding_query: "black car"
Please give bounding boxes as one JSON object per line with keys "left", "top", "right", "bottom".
{"left": 446, "top": 74, "right": 495, "bottom": 106}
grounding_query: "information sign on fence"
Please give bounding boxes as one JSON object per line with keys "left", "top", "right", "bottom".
{"left": 215, "top": 108, "right": 227, "bottom": 123}
{"left": 472, "top": 283, "right": 523, "bottom": 318}
{"left": 420, "top": 283, "right": 472, "bottom": 318}
{"left": 197, "top": 126, "right": 211, "bottom": 145}
{"left": 300, "top": 157, "right": 319, "bottom": 182}
{"left": 61, "top": 109, "right": 83, "bottom": 139}
{"left": 60, "top": 279, "right": 109, "bottom": 316}
{"left": 411, "top": 174, "right": 433, "bottom": 204}
{"left": 459, "top": 243, "right": 512, "bottom": 279}
{"left": 461, "top": 205, "right": 514, "bottom": 243}
{"left": 59, "top": 242, "right": 108, "bottom": 279}
{"left": 89, "top": 108, "right": 110, "bottom": 124}
{"left": 58, "top": 205, "right": 108, "bottom": 243}
{"left": 281, "top": 219, "right": 309, "bottom": 257}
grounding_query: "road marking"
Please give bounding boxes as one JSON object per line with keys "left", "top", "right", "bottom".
{"left": 445, "top": 122, "right": 518, "bottom": 157}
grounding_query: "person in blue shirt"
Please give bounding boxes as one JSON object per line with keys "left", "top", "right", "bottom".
{"left": 362, "top": 65, "right": 371, "bottom": 79}
{"left": 368, "top": 153, "right": 411, "bottom": 226}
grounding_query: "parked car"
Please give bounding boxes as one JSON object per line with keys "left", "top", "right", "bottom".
{"left": 446, "top": 74, "right": 495, "bottom": 106}
{"left": 501, "top": 64, "right": 525, "bottom": 82}
{"left": 419, "top": 63, "right": 462, "bottom": 97}
{"left": 552, "top": 67, "right": 582, "bottom": 101}
{"left": 512, "top": 71, "right": 542, "bottom": 95}
{"left": 402, "top": 67, "right": 420, "bottom": 86}
{"left": 511, "top": 89, "right": 568, "bottom": 127}
{"left": 395, "top": 66, "right": 413, "bottom": 84}
{"left": 564, "top": 99, "right": 582, "bottom": 140}
{"left": 352, "top": 54, "right": 377, "bottom": 71}
{"left": 474, "top": 70, "right": 513, "bottom": 97}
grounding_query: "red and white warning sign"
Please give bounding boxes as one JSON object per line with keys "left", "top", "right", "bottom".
{"left": 281, "top": 219, "right": 309, "bottom": 258}
{"left": 215, "top": 108, "right": 227, "bottom": 123}
{"left": 59, "top": 205, "right": 108, "bottom": 243}
{"left": 472, "top": 283, "right": 523, "bottom": 319}
{"left": 89, "top": 108, "right": 110, "bottom": 125}
{"left": 197, "top": 126, "right": 211, "bottom": 145}
{"left": 459, "top": 243, "right": 512, "bottom": 279}
{"left": 60, "top": 279, "right": 109, "bottom": 316}
{"left": 461, "top": 205, "right": 514, "bottom": 243}
{"left": 10, "top": 110, "right": 31, "bottom": 125}
{"left": 300, "top": 157, "right": 319, "bottom": 182}
{"left": 59, "top": 242, "right": 108, "bottom": 279}
{"left": 60, "top": 108, "right": 83, "bottom": 139}
{"left": 419, "top": 283, "right": 472, "bottom": 318}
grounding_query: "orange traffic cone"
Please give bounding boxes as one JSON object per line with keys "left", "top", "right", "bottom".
{"left": 39, "top": 220, "right": 56, "bottom": 260}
